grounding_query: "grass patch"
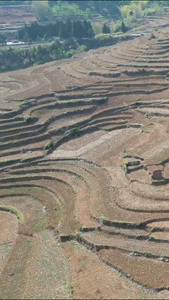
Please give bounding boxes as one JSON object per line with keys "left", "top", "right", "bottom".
{"left": 21, "top": 157, "right": 34, "bottom": 163}
{"left": 0, "top": 205, "right": 23, "bottom": 224}
{"left": 31, "top": 215, "right": 47, "bottom": 233}
{"left": 122, "top": 149, "right": 127, "bottom": 158}
{"left": 69, "top": 284, "right": 74, "bottom": 295}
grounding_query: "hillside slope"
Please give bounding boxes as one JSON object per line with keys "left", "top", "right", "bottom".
{"left": 1, "top": 10, "right": 169, "bottom": 300}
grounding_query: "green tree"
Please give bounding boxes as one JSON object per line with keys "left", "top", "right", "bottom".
{"left": 72, "top": 20, "right": 82, "bottom": 38}
{"left": 102, "top": 23, "right": 110, "bottom": 34}
{"left": 23, "top": 32, "right": 31, "bottom": 43}
{"left": 16, "top": 27, "right": 25, "bottom": 40}
{"left": 42, "top": 33, "right": 48, "bottom": 42}
{"left": 32, "top": 1, "right": 52, "bottom": 21}
{"left": 30, "top": 47, "right": 36, "bottom": 61}
{"left": 83, "top": 20, "right": 94, "bottom": 37}
{"left": 121, "top": 20, "right": 127, "bottom": 33}
{"left": 86, "top": 8, "right": 92, "bottom": 18}
{"left": 35, "top": 44, "right": 50, "bottom": 64}
{"left": 59, "top": 20, "right": 68, "bottom": 38}
{"left": 0, "top": 33, "right": 6, "bottom": 45}
{"left": 29, "top": 21, "right": 39, "bottom": 40}
{"left": 49, "top": 40, "right": 64, "bottom": 60}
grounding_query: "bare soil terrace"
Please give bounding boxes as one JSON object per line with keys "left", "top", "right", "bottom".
{"left": 0, "top": 5, "right": 36, "bottom": 25}
{"left": 1, "top": 10, "right": 169, "bottom": 299}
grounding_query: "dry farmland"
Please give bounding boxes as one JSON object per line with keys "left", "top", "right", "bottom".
{"left": 1, "top": 11, "right": 169, "bottom": 300}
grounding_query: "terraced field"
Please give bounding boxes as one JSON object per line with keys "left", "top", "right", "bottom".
{"left": 1, "top": 13, "right": 169, "bottom": 300}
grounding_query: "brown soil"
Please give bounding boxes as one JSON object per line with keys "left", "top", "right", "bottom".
{"left": 0, "top": 6, "right": 36, "bottom": 25}
{"left": 98, "top": 248, "right": 169, "bottom": 290}
{"left": 63, "top": 240, "right": 160, "bottom": 299}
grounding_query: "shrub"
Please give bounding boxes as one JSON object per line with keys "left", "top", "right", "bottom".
{"left": 119, "top": 34, "right": 130, "bottom": 41}
{"left": 151, "top": 226, "right": 162, "bottom": 232}
{"left": 150, "top": 32, "right": 156, "bottom": 39}
{"left": 163, "top": 255, "right": 169, "bottom": 259}
{"left": 76, "top": 45, "right": 87, "bottom": 53}
{"left": 44, "top": 140, "right": 53, "bottom": 150}
{"left": 102, "top": 216, "right": 110, "bottom": 225}
{"left": 25, "top": 116, "right": 32, "bottom": 123}
{"left": 69, "top": 128, "right": 81, "bottom": 135}
{"left": 122, "top": 149, "right": 127, "bottom": 158}
{"left": 142, "top": 252, "right": 153, "bottom": 258}
{"left": 121, "top": 21, "right": 127, "bottom": 33}
{"left": 133, "top": 102, "right": 140, "bottom": 107}
{"left": 133, "top": 251, "right": 152, "bottom": 258}
{"left": 69, "top": 284, "right": 74, "bottom": 295}
{"left": 76, "top": 232, "right": 83, "bottom": 242}
{"left": 95, "top": 33, "right": 117, "bottom": 46}
{"left": 133, "top": 250, "right": 140, "bottom": 255}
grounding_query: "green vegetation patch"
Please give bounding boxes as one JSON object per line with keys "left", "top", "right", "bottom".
{"left": 133, "top": 250, "right": 153, "bottom": 258}
{"left": 102, "top": 216, "right": 110, "bottom": 225}
{"left": 123, "top": 68, "right": 147, "bottom": 75}
{"left": 69, "top": 127, "right": 81, "bottom": 135}
{"left": 133, "top": 102, "right": 140, "bottom": 107}
{"left": 76, "top": 232, "right": 83, "bottom": 242}
{"left": 95, "top": 33, "right": 117, "bottom": 46}
{"left": 69, "top": 284, "right": 74, "bottom": 295}
{"left": 0, "top": 206, "right": 23, "bottom": 224}
{"left": 0, "top": 40, "right": 88, "bottom": 73}
{"left": 17, "top": 19, "right": 94, "bottom": 41}
{"left": 0, "top": 159, "right": 18, "bottom": 167}
{"left": 44, "top": 140, "right": 54, "bottom": 150}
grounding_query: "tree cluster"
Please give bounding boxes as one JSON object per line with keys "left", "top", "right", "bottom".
{"left": 0, "top": 39, "right": 87, "bottom": 73}
{"left": 16, "top": 19, "right": 94, "bottom": 42}
{"left": 0, "top": 1, "right": 124, "bottom": 19}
